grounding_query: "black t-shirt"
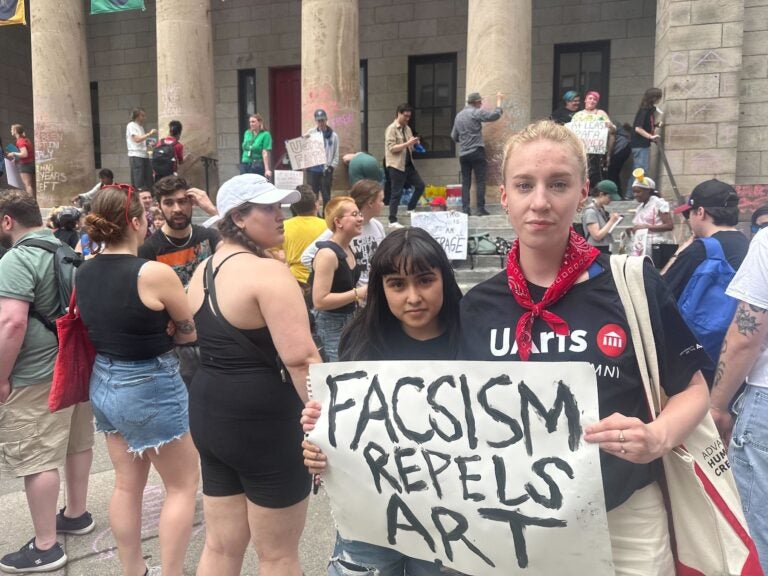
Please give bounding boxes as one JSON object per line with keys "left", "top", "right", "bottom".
{"left": 138, "top": 224, "right": 220, "bottom": 287}
{"left": 458, "top": 255, "right": 708, "bottom": 511}
{"left": 340, "top": 325, "right": 454, "bottom": 362}
{"left": 550, "top": 105, "right": 574, "bottom": 125}
{"left": 664, "top": 231, "right": 749, "bottom": 300}
{"left": 630, "top": 107, "right": 655, "bottom": 148}
{"left": 54, "top": 228, "right": 79, "bottom": 250}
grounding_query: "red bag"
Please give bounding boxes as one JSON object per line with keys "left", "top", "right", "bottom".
{"left": 48, "top": 289, "right": 96, "bottom": 412}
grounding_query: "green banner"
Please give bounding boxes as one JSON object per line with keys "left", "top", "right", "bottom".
{"left": 90, "top": 0, "right": 145, "bottom": 15}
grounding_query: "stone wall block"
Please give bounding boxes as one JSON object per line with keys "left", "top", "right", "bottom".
{"left": 719, "top": 72, "right": 740, "bottom": 97}
{"left": 742, "top": 30, "right": 768, "bottom": 54}
{"left": 691, "top": 0, "right": 744, "bottom": 24}
{"left": 665, "top": 123, "right": 718, "bottom": 149}
{"left": 602, "top": 0, "right": 645, "bottom": 21}
{"left": 685, "top": 97, "right": 740, "bottom": 123}
{"left": 398, "top": 19, "right": 438, "bottom": 38}
{"left": 736, "top": 126, "right": 768, "bottom": 150}
{"left": 374, "top": 4, "right": 414, "bottom": 23}
{"left": 743, "top": 6, "right": 768, "bottom": 31}
{"left": 664, "top": 73, "right": 721, "bottom": 100}
{"left": 736, "top": 150, "right": 761, "bottom": 176}
{"left": 717, "top": 122, "right": 739, "bottom": 148}
{"left": 668, "top": 1, "right": 692, "bottom": 26}
{"left": 687, "top": 47, "right": 742, "bottom": 73}
{"left": 722, "top": 21, "right": 744, "bottom": 47}
{"left": 668, "top": 23, "right": 722, "bottom": 50}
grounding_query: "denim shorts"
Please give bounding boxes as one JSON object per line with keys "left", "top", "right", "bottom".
{"left": 328, "top": 533, "right": 444, "bottom": 576}
{"left": 315, "top": 310, "right": 356, "bottom": 362}
{"left": 89, "top": 352, "right": 189, "bottom": 455}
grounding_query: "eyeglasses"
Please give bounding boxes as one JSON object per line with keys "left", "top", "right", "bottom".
{"left": 101, "top": 183, "right": 136, "bottom": 225}
{"left": 343, "top": 211, "right": 361, "bottom": 219}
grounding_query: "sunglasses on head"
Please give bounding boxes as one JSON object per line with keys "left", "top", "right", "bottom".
{"left": 101, "top": 183, "right": 136, "bottom": 225}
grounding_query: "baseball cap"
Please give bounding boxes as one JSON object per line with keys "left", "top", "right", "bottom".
{"left": 314, "top": 109, "right": 328, "bottom": 121}
{"left": 595, "top": 180, "right": 620, "bottom": 200}
{"left": 673, "top": 179, "right": 739, "bottom": 214}
{"left": 466, "top": 92, "right": 483, "bottom": 104}
{"left": 204, "top": 174, "right": 301, "bottom": 228}
{"left": 429, "top": 196, "right": 447, "bottom": 207}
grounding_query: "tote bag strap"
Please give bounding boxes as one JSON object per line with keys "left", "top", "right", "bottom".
{"left": 609, "top": 255, "right": 662, "bottom": 417}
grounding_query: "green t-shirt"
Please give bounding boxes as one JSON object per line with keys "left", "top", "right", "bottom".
{"left": 348, "top": 152, "right": 383, "bottom": 185}
{"left": 241, "top": 130, "right": 273, "bottom": 164}
{"left": 0, "top": 229, "right": 60, "bottom": 388}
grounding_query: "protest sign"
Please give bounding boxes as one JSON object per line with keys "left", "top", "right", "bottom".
{"left": 308, "top": 361, "right": 613, "bottom": 576}
{"left": 411, "top": 211, "right": 469, "bottom": 260}
{"left": 567, "top": 121, "right": 609, "bottom": 155}
{"left": 274, "top": 170, "right": 304, "bottom": 190}
{"left": 285, "top": 136, "right": 326, "bottom": 170}
{"left": 3, "top": 159, "right": 22, "bottom": 189}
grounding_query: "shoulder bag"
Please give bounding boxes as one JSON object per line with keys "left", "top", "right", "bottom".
{"left": 609, "top": 254, "right": 763, "bottom": 576}
{"left": 49, "top": 289, "right": 96, "bottom": 412}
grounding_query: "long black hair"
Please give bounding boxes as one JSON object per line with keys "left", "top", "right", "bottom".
{"left": 339, "top": 227, "right": 462, "bottom": 361}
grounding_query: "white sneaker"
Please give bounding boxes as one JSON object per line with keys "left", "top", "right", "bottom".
{"left": 388, "top": 221, "right": 404, "bottom": 230}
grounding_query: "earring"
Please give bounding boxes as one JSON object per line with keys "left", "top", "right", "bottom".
{"left": 503, "top": 205, "right": 509, "bottom": 214}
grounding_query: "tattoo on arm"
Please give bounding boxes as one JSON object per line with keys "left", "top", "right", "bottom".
{"left": 735, "top": 303, "right": 767, "bottom": 337}
{"left": 173, "top": 319, "right": 196, "bottom": 335}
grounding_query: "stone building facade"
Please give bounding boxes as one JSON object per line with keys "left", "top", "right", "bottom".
{"left": 0, "top": 0, "right": 766, "bottom": 207}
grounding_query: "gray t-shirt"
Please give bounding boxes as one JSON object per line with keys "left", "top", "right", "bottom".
{"left": 0, "top": 230, "right": 60, "bottom": 387}
{"left": 581, "top": 201, "right": 613, "bottom": 247}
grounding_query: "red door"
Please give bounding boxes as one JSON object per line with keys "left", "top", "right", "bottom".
{"left": 269, "top": 66, "right": 301, "bottom": 168}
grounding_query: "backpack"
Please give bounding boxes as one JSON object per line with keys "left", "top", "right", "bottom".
{"left": 677, "top": 237, "right": 737, "bottom": 366}
{"left": 467, "top": 233, "right": 497, "bottom": 255}
{"left": 152, "top": 140, "right": 176, "bottom": 177}
{"left": 15, "top": 238, "right": 83, "bottom": 335}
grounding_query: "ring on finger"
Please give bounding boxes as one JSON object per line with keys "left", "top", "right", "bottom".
{"left": 618, "top": 429, "right": 625, "bottom": 443}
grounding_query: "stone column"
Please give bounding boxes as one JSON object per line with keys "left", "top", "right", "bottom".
{"left": 654, "top": 0, "right": 744, "bottom": 198}
{"left": 466, "top": 0, "right": 532, "bottom": 192}
{"left": 156, "top": 0, "right": 217, "bottom": 193}
{"left": 30, "top": 0, "right": 95, "bottom": 207}
{"left": 301, "top": 0, "right": 360, "bottom": 190}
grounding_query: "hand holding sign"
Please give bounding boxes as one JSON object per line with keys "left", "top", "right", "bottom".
{"left": 308, "top": 361, "right": 613, "bottom": 576}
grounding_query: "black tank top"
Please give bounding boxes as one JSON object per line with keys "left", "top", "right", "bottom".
{"left": 77, "top": 254, "right": 173, "bottom": 360}
{"left": 312, "top": 240, "right": 361, "bottom": 314}
{"left": 194, "top": 254, "right": 282, "bottom": 374}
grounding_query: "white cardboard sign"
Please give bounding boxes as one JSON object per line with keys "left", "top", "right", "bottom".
{"left": 3, "top": 159, "right": 23, "bottom": 189}
{"left": 274, "top": 170, "right": 304, "bottom": 190}
{"left": 308, "top": 361, "right": 613, "bottom": 576}
{"left": 285, "top": 136, "right": 326, "bottom": 170}
{"left": 567, "top": 121, "right": 609, "bottom": 155}
{"left": 410, "top": 211, "right": 469, "bottom": 260}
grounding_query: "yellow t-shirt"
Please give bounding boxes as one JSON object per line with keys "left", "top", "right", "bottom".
{"left": 283, "top": 215, "right": 328, "bottom": 283}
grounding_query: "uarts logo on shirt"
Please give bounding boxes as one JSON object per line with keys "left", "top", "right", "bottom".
{"left": 596, "top": 324, "right": 627, "bottom": 358}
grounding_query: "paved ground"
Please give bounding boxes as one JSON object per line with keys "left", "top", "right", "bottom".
{"left": 0, "top": 434, "right": 337, "bottom": 575}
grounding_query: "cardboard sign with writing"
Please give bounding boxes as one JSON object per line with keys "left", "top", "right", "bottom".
{"left": 3, "top": 159, "right": 22, "bottom": 189}
{"left": 285, "top": 136, "right": 326, "bottom": 170}
{"left": 274, "top": 170, "right": 304, "bottom": 190}
{"left": 567, "top": 121, "right": 609, "bottom": 155}
{"left": 308, "top": 361, "right": 613, "bottom": 576}
{"left": 411, "top": 211, "right": 469, "bottom": 260}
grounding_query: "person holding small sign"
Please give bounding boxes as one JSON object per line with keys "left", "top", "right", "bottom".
{"left": 571, "top": 91, "right": 615, "bottom": 187}
{"left": 302, "top": 227, "right": 463, "bottom": 576}
{"left": 459, "top": 120, "right": 710, "bottom": 575}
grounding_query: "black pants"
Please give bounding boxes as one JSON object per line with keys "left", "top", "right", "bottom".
{"left": 460, "top": 147, "right": 487, "bottom": 212}
{"left": 387, "top": 165, "right": 425, "bottom": 223}
{"left": 587, "top": 154, "right": 605, "bottom": 188}
{"left": 606, "top": 146, "right": 631, "bottom": 196}
{"left": 129, "top": 156, "right": 153, "bottom": 190}
{"left": 307, "top": 168, "right": 334, "bottom": 208}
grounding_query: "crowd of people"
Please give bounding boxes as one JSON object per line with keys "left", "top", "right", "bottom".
{"left": 0, "top": 95, "right": 767, "bottom": 576}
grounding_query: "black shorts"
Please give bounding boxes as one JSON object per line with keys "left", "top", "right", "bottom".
{"left": 18, "top": 163, "right": 35, "bottom": 174}
{"left": 189, "top": 366, "right": 310, "bottom": 508}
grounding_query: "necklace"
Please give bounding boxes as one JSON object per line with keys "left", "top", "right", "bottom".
{"left": 161, "top": 227, "right": 193, "bottom": 248}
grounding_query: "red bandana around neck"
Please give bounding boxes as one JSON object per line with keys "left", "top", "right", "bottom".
{"left": 506, "top": 228, "right": 600, "bottom": 361}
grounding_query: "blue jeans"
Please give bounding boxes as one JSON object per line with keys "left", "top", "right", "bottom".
{"left": 629, "top": 147, "right": 650, "bottom": 193}
{"left": 90, "top": 352, "right": 189, "bottom": 455}
{"left": 730, "top": 385, "right": 768, "bottom": 575}
{"left": 328, "top": 533, "right": 444, "bottom": 576}
{"left": 315, "top": 310, "right": 356, "bottom": 362}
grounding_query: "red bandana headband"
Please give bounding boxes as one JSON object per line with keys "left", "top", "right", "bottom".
{"left": 506, "top": 228, "right": 600, "bottom": 361}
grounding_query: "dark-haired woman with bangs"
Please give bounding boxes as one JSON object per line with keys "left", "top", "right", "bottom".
{"left": 302, "top": 227, "right": 463, "bottom": 575}
{"left": 76, "top": 184, "right": 199, "bottom": 576}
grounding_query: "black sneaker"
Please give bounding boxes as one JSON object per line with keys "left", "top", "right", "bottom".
{"left": 477, "top": 208, "right": 491, "bottom": 216}
{"left": 0, "top": 538, "right": 67, "bottom": 573}
{"left": 56, "top": 507, "right": 95, "bottom": 535}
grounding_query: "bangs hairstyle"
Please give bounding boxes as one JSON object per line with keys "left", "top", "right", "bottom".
{"left": 501, "top": 120, "right": 587, "bottom": 184}
{"left": 339, "top": 227, "right": 462, "bottom": 362}
{"left": 324, "top": 195, "right": 356, "bottom": 231}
